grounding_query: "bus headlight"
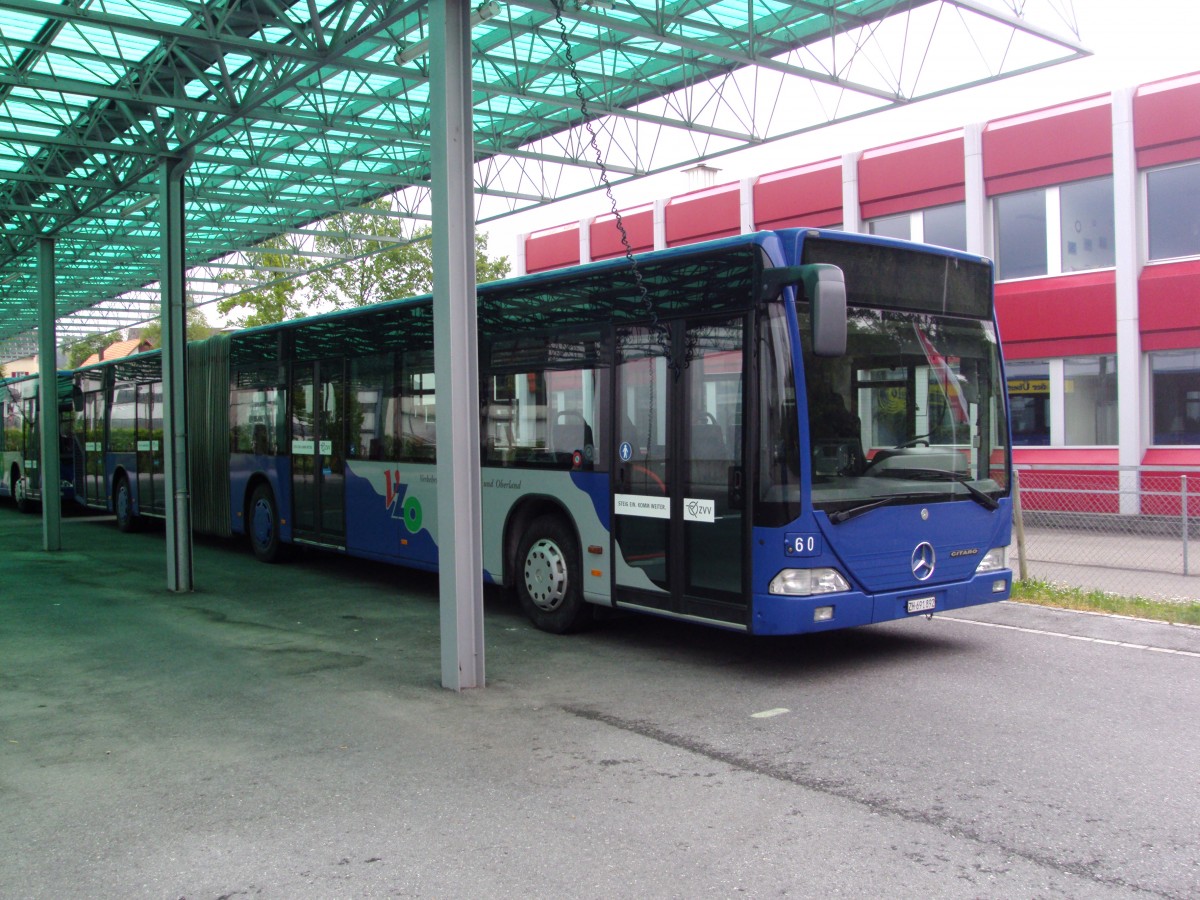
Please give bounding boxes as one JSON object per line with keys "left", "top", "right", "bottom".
{"left": 974, "top": 547, "right": 1006, "bottom": 574}
{"left": 769, "top": 568, "right": 850, "bottom": 596}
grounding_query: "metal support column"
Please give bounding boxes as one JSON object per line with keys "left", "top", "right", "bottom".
{"left": 430, "top": 0, "right": 485, "bottom": 689}
{"left": 37, "top": 238, "right": 61, "bottom": 552}
{"left": 841, "top": 152, "right": 862, "bottom": 233}
{"left": 963, "top": 123, "right": 988, "bottom": 256}
{"left": 161, "top": 155, "right": 193, "bottom": 592}
{"left": 1112, "top": 88, "right": 1143, "bottom": 516}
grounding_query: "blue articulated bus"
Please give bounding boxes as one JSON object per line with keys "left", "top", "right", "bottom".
{"left": 1, "top": 371, "right": 75, "bottom": 512}
{"left": 70, "top": 229, "right": 1012, "bottom": 635}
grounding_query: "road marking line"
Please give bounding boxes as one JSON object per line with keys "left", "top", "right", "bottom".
{"left": 939, "top": 616, "right": 1200, "bottom": 658}
{"left": 750, "top": 707, "right": 789, "bottom": 719}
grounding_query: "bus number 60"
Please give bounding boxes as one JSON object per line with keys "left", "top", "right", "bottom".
{"left": 786, "top": 533, "right": 820, "bottom": 556}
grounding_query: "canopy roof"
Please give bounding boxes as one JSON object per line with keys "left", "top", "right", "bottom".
{"left": 0, "top": 0, "right": 1085, "bottom": 359}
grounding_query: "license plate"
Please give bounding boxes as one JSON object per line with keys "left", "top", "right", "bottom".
{"left": 906, "top": 595, "right": 936, "bottom": 614}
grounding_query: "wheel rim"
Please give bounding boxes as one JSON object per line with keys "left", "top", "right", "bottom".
{"left": 116, "top": 482, "right": 130, "bottom": 522}
{"left": 14, "top": 477, "right": 25, "bottom": 505}
{"left": 523, "top": 537, "right": 568, "bottom": 612}
{"left": 252, "top": 497, "right": 274, "bottom": 549}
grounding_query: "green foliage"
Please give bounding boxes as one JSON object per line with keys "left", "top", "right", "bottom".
{"left": 308, "top": 202, "right": 509, "bottom": 311}
{"left": 138, "top": 306, "right": 216, "bottom": 347}
{"left": 62, "top": 332, "right": 124, "bottom": 368}
{"left": 216, "top": 234, "right": 309, "bottom": 328}
{"left": 211, "top": 207, "right": 510, "bottom": 327}
{"left": 1012, "top": 578, "right": 1200, "bottom": 626}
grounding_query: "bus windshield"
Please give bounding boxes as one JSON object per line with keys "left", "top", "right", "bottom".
{"left": 798, "top": 272, "right": 1009, "bottom": 521}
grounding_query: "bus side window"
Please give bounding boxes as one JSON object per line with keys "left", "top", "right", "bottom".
{"left": 547, "top": 368, "right": 595, "bottom": 469}
{"left": 399, "top": 351, "right": 436, "bottom": 462}
{"left": 230, "top": 368, "right": 281, "bottom": 456}
{"left": 347, "top": 352, "right": 393, "bottom": 462}
{"left": 110, "top": 386, "right": 136, "bottom": 452}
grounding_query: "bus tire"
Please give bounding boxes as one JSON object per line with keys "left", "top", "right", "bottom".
{"left": 248, "top": 483, "right": 282, "bottom": 563}
{"left": 13, "top": 470, "right": 33, "bottom": 514}
{"left": 516, "top": 514, "right": 592, "bottom": 634}
{"left": 114, "top": 475, "right": 138, "bottom": 533}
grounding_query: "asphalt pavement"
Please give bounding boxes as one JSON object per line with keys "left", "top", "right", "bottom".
{"left": 3, "top": 502, "right": 1199, "bottom": 899}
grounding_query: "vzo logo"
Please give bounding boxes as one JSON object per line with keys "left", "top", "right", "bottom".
{"left": 385, "top": 469, "right": 423, "bottom": 534}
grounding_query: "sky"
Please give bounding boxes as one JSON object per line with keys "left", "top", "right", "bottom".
{"left": 482, "top": 0, "right": 1200, "bottom": 265}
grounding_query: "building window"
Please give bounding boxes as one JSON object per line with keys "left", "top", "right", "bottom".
{"left": 995, "top": 178, "right": 1115, "bottom": 280}
{"left": 923, "top": 203, "right": 968, "bottom": 251}
{"left": 1006, "top": 359, "right": 1050, "bottom": 446}
{"left": 1060, "top": 178, "right": 1115, "bottom": 272}
{"left": 1064, "top": 355, "right": 1117, "bottom": 445}
{"left": 866, "top": 203, "right": 966, "bottom": 251}
{"left": 995, "top": 189, "right": 1048, "bottom": 279}
{"left": 1147, "top": 160, "right": 1200, "bottom": 261}
{"left": 1151, "top": 349, "right": 1200, "bottom": 445}
{"left": 867, "top": 213, "right": 909, "bottom": 240}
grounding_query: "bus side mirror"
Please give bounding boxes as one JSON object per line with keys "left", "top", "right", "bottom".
{"left": 803, "top": 265, "right": 846, "bottom": 357}
{"left": 72, "top": 385, "right": 84, "bottom": 412}
{"left": 760, "top": 263, "right": 847, "bottom": 356}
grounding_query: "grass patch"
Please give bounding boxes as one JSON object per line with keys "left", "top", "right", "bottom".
{"left": 1011, "top": 578, "right": 1200, "bottom": 626}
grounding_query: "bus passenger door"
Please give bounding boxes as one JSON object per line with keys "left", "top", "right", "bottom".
{"left": 612, "top": 318, "right": 747, "bottom": 626}
{"left": 21, "top": 395, "right": 41, "bottom": 496}
{"left": 135, "top": 382, "right": 165, "bottom": 516}
{"left": 82, "top": 391, "right": 106, "bottom": 506}
{"left": 291, "top": 360, "right": 346, "bottom": 547}
{"left": 681, "top": 318, "right": 746, "bottom": 622}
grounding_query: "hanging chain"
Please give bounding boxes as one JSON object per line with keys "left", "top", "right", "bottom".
{"left": 549, "top": 0, "right": 681, "bottom": 381}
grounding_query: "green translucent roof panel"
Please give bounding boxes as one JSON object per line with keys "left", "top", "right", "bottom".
{"left": 0, "top": 0, "right": 1086, "bottom": 357}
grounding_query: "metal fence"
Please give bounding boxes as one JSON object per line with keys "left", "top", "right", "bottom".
{"left": 1011, "top": 464, "right": 1200, "bottom": 602}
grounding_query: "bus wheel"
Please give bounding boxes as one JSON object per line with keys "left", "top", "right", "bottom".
{"left": 249, "top": 483, "right": 282, "bottom": 563}
{"left": 114, "top": 475, "right": 138, "bottom": 533}
{"left": 13, "top": 472, "right": 33, "bottom": 514}
{"left": 517, "top": 515, "right": 592, "bottom": 634}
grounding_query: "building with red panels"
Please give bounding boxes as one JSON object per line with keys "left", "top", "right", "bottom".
{"left": 521, "top": 71, "right": 1200, "bottom": 490}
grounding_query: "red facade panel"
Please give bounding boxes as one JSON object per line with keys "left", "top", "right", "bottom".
{"left": 1139, "top": 260, "right": 1200, "bottom": 351}
{"left": 1134, "top": 71, "right": 1200, "bottom": 168}
{"left": 752, "top": 158, "right": 842, "bottom": 229}
{"left": 590, "top": 206, "right": 654, "bottom": 261}
{"left": 1014, "top": 448, "right": 1119, "bottom": 466}
{"left": 523, "top": 223, "right": 580, "bottom": 274}
{"left": 1013, "top": 453, "right": 1121, "bottom": 514}
{"left": 1142, "top": 448, "right": 1200, "bottom": 467}
{"left": 664, "top": 183, "right": 740, "bottom": 247}
{"left": 983, "top": 95, "right": 1113, "bottom": 195}
{"left": 1138, "top": 457, "right": 1200, "bottom": 516}
{"left": 858, "top": 131, "right": 964, "bottom": 219}
{"left": 995, "top": 272, "right": 1117, "bottom": 358}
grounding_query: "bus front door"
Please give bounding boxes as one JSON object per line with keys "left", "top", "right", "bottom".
{"left": 613, "top": 318, "right": 747, "bottom": 627}
{"left": 291, "top": 360, "right": 346, "bottom": 548}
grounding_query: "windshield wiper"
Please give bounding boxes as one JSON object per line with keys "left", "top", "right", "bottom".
{"left": 874, "top": 467, "right": 1000, "bottom": 511}
{"left": 828, "top": 492, "right": 945, "bottom": 525}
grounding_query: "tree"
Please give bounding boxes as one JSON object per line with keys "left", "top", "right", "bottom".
{"left": 210, "top": 204, "right": 511, "bottom": 327}
{"left": 62, "top": 332, "right": 124, "bottom": 368}
{"left": 138, "top": 306, "right": 216, "bottom": 347}
{"left": 308, "top": 200, "right": 509, "bottom": 311}
{"left": 216, "top": 233, "right": 310, "bottom": 328}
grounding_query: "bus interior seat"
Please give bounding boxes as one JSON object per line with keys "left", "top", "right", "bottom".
{"left": 551, "top": 414, "right": 592, "bottom": 457}
{"left": 691, "top": 419, "right": 728, "bottom": 461}
{"left": 690, "top": 417, "right": 730, "bottom": 489}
